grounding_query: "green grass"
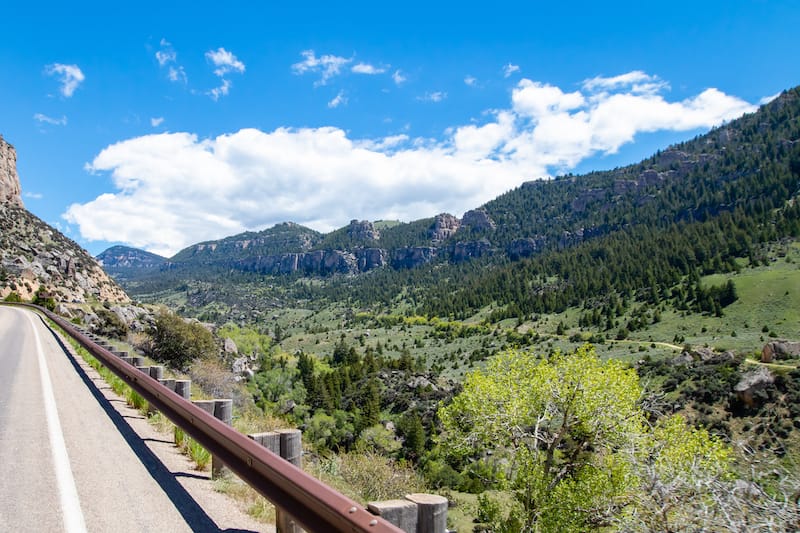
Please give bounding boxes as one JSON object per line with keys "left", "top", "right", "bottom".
{"left": 187, "top": 438, "right": 211, "bottom": 470}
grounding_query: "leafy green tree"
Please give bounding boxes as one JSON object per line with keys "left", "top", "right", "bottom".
{"left": 148, "top": 310, "right": 217, "bottom": 370}
{"left": 439, "top": 345, "right": 642, "bottom": 530}
{"left": 439, "top": 345, "right": 743, "bottom": 531}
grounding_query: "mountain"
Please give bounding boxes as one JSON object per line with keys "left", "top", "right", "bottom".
{"left": 0, "top": 135, "right": 129, "bottom": 304}
{"left": 96, "top": 245, "right": 167, "bottom": 282}
{"left": 100, "top": 88, "right": 800, "bottom": 319}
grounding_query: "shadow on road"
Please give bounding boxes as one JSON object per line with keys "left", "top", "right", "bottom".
{"left": 43, "top": 322, "right": 260, "bottom": 533}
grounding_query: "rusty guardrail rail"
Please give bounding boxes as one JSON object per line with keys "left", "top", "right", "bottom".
{"left": 22, "top": 304, "right": 403, "bottom": 533}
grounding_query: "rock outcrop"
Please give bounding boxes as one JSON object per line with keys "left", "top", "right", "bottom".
{"left": 0, "top": 135, "right": 23, "bottom": 208}
{"left": 347, "top": 219, "right": 380, "bottom": 241}
{"left": 429, "top": 213, "right": 460, "bottom": 242}
{"left": 734, "top": 367, "right": 775, "bottom": 408}
{"left": 761, "top": 340, "right": 800, "bottom": 362}
{"left": 461, "top": 208, "right": 496, "bottom": 232}
{"left": 0, "top": 135, "right": 128, "bottom": 304}
{"left": 452, "top": 239, "right": 493, "bottom": 262}
{"left": 391, "top": 247, "right": 437, "bottom": 269}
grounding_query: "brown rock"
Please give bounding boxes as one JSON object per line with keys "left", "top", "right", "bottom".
{"left": 761, "top": 341, "right": 800, "bottom": 363}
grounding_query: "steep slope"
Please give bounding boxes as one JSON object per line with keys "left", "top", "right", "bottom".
{"left": 96, "top": 245, "right": 167, "bottom": 283}
{"left": 0, "top": 136, "right": 129, "bottom": 304}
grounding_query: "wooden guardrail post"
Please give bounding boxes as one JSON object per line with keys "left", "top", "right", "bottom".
{"left": 192, "top": 399, "right": 233, "bottom": 478}
{"left": 148, "top": 366, "right": 164, "bottom": 380}
{"left": 404, "top": 494, "right": 448, "bottom": 533}
{"left": 174, "top": 380, "right": 191, "bottom": 399}
{"left": 367, "top": 500, "right": 419, "bottom": 533}
{"left": 212, "top": 399, "right": 233, "bottom": 477}
{"left": 276, "top": 428, "right": 303, "bottom": 533}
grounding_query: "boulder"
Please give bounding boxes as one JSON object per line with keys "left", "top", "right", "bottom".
{"left": 734, "top": 367, "right": 775, "bottom": 408}
{"left": 761, "top": 341, "right": 800, "bottom": 363}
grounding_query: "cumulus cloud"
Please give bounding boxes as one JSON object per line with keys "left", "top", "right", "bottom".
{"left": 292, "top": 50, "right": 351, "bottom": 86}
{"left": 503, "top": 63, "right": 520, "bottom": 78}
{"left": 34, "top": 113, "right": 68, "bottom": 126}
{"left": 352, "top": 62, "right": 386, "bottom": 75}
{"left": 65, "top": 71, "right": 756, "bottom": 256}
{"left": 151, "top": 117, "right": 165, "bottom": 127}
{"left": 464, "top": 75, "right": 477, "bottom": 87}
{"left": 24, "top": 191, "right": 43, "bottom": 200}
{"left": 45, "top": 63, "right": 84, "bottom": 97}
{"left": 328, "top": 91, "right": 348, "bottom": 108}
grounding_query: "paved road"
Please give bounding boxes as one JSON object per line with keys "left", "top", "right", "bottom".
{"left": 0, "top": 306, "right": 229, "bottom": 532}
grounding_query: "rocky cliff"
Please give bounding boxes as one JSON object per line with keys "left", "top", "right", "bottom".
{"left": 0, "top": 135, "right": 129, "bottom": 304}
{"left": 0, "top": 135, "right": 23, "bottom": 208}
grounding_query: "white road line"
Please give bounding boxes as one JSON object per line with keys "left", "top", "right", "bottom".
{"left": 25, "top": 311, "right": 88, "bottom": 533}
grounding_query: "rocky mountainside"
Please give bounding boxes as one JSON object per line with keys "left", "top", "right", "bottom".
{"left": 101, "top": 88, "right": 800, "bottom": 287}
{"left": 0, "top": 135, "right": 129, "bottom": 304}
{"left": 97, "top": 245, "right": 167, "bottom": 282}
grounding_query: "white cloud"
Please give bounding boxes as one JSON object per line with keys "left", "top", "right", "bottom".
{"left": 155, "top": 49, "right": 176, "bottom": 66}
{"left": 168, "top": 66, "right": 187, "bottom": 83}
{"left": 206, "top": 47, "right": 246, "bottom": 76}
{"left": 292, "top": 50, "right": 351, "bottom": 86}
{"left": 352, "top": 62, "right": 386, "bottom": 75}
{"left": 24, "top": 191, "right": 43, "bottom": 199}
{"left": 151, "top": 117, "right": 165, "bottom": 127}
{"left": 208, "top": 79, "right": 233, "bottom": 101}
{"left": 156, "top": 39, "right": 187, "bottom": 83}
{"left": 65, "top": 71, "right": 756, "bottom": 256}
{"left": 759, "top": 91, "right": 782, "bottom": 105}
{"left": 583, "top": 71, "right": 668, "bottom": 95}
{"left": 503, "top": 63, "right": 520, "bottom": 78}
{"left": 45, "top": 63, "right": 84, "bottom": 97}
{"left": 204, "top": 47, "right": 244, "bottom": 100}
{"left": 418, "top": 91, "right": 447, "bottom": 103}
{"left": 33, "top": 113, "right": 68, "bottom": 126}
{"left": 464, "top": 75, "right": 477, "bottom": 87}
{"left": 392, "top": 69, "right": 407, "bottom": 85}
{"left": 328, "top": 91, "right": 348, "bottom": 108}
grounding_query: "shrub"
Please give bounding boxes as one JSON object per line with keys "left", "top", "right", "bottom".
{"left": 148, "top": 310, "right": 217, "bottom": 370}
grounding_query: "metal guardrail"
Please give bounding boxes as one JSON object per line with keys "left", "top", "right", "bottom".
{"left": 22, "top": 304, "right": 404, "bottom": 533}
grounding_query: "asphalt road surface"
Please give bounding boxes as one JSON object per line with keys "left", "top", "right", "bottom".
{"left": 0, "top": 306, "right": 241, "bottom": 532}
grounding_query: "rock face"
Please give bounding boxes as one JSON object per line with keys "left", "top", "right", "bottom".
{"left": 452, "top": 239, "right": 493, "bottom": 262}
{"left": 429, "top": 213, "right": 461, "bottom": 242}
{"left": 461, "top": 208, "right": 496, "bottom": 232}
{"left": 347, "top": 219, "right": 380, "bottom": 241}
{"left": 0, "top": 135, "right": 23, "bottom": 208}
{"left": 761, "top": 341, "right": 800, "bottom": 363}
{"left": 391, "top": 247, "right": 438, "bottom": 269}
{"left": 0, "top": 135, "right": 128, "bottom": 304}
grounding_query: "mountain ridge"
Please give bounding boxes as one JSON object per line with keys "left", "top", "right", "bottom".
{"left": 100, "top": 88, "right": 800, "bottom": 289}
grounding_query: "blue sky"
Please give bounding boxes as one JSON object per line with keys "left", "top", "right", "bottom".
{"left": 2, "top": 1, "right": 798, "bottom": 256}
